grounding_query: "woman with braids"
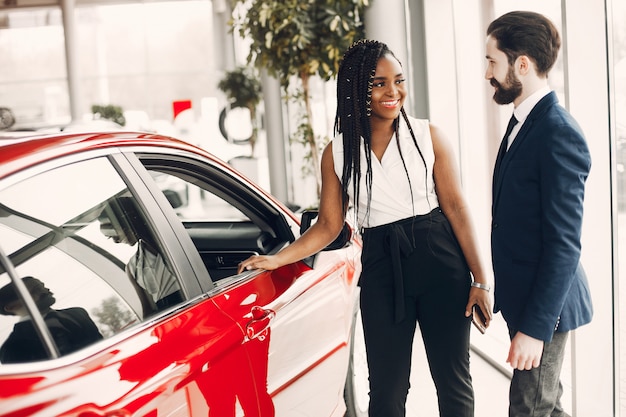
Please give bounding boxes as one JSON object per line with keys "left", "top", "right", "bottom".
{"left": 238, "top": 39, "right": 492, "bottom": 417}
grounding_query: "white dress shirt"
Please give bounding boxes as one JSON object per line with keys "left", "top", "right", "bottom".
{"left": 507, "top": 86, "right": 551, "bottom": 150}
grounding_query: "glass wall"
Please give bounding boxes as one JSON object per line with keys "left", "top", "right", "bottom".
{"left": 613, "top": 0, "right": 626, "bottom": 414}
{"left": 0, "top": 1, "right": 216, "bottom": 128}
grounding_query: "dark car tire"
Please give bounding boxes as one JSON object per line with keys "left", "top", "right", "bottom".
{"left": 344, "top": 297, "right": 369, "bottom": 417}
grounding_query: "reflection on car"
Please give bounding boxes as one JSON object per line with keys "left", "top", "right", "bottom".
{"left": 0, "top": 131, "right": 365, "bottom": 417}
{"left": 98, "top": 196, "right": 183, "bottom": 316}
{"left": 0, "top": 276, "right": 103, "bottom": 363}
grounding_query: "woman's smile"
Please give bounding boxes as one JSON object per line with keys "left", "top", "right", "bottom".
{"left": 380, "top": 99, "right": 400, "bottom": 108}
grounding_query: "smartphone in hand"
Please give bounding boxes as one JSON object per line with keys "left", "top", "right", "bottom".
{"left": 471, "top": 304, "right": 487, "bottom": 334}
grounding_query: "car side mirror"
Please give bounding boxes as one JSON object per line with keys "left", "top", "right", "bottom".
{"left": 163, "top": 189, "right": 183, "bottom": 209}
{"left": 300, "top": 210, "right": 351, "bottom": 251}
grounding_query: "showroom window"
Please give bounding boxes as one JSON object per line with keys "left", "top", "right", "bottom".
{"left": 612, "top": 0, "right": 626, "bottom": 414}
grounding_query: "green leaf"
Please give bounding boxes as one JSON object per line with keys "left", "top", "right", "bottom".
{"left": 229, "top": 0, "right": 369, "bottom": 191}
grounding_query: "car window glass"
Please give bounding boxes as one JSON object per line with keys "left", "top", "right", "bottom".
{"left": 146, "top": 168, "right": 285, "bottom": 282}
{"left": 0, "top": 157, "right": 184, "bottom": 364}
{"left": 150, "top": 170, "right": 249, "bottom": 221}
{"left": 1, "top": 158, "right": 125, "bottom": 226}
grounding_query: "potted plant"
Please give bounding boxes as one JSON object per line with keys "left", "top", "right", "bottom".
{"left": 91, "top": 104, "right": 126, "bottom": 126}
{"left": 230, "top": 0, "right": 369, "bottom": 197}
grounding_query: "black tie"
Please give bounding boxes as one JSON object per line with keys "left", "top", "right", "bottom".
{"left": 502, "top": 114, "right": 518, "bottom": 151}
{"left": 494, "top": 114, "right": 518, "bottom": 178}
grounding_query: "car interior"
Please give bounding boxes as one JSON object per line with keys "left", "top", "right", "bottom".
{"left": 140, "top": 155, "right": 294, "bottom": 282}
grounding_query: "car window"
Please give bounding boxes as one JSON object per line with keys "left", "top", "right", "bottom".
{"left": 0, "top": 156, "right": 185, "bottom": 364}
{"left": 150, "top": 170, "right": 249, "bottom": 221}
{"left": 142, "top": 159, "right": 293, "bottom": 282}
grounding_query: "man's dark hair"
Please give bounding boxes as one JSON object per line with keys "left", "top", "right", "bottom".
{"left": 0, "top": 276, "right": 36, "bottom": 316}
{"left": 487, "top": 11, "right": 561, "bottom": 76}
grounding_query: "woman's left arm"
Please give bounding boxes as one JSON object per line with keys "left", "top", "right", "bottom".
{"left": 430, "top": 123, "right": 493, "bottom": 326}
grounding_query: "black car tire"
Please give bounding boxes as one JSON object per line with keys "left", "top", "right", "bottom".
{"left": 344, "top": 296, "right": 369, "bottom": 417}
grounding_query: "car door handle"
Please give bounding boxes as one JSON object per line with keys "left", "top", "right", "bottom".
{"left": 246, "top": 306, "right": 275, "bottom": 341}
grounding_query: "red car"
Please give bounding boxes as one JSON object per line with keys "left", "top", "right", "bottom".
{"left": 0, "top": 131, "right": 367, "bottom": 417}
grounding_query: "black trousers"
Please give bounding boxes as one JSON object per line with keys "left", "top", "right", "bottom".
{"left": 360, "top": 208, "right": 474, "bottom": 417}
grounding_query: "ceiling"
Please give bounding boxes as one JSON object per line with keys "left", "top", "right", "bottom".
{"left": 1, "top": 0, "right": 182, "bottom": 11}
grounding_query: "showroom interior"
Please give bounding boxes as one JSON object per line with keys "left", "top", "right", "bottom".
{"left": 1, "top": 0, "right": 625, "bottom": 415}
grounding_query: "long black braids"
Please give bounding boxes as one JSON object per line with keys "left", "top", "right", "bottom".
{"left": 334, "top": 39, "right": 383, "bottom": 222}
{"left": 334, "top": 39, "right": 429, "bottom": 228}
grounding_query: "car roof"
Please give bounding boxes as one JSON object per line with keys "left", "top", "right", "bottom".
{"left": 0, "top": 130, "right": 228, "bottom": 180}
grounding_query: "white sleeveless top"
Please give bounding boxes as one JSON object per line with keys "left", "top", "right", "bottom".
{"left": 332, "top": 117, "right": 439, "bottom": 228}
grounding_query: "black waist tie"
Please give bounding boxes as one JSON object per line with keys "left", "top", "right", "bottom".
{"left": 388, "top": 223, "right": 414, "bottom": 323}
{"left": 362, "top": 207, "right": 440, "bottom": 323}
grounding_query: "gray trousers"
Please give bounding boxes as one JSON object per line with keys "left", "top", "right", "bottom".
{"left": 508, "top": 329, "right": 569, "bottom": 417}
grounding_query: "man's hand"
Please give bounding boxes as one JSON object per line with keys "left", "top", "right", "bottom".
{"left": 507, "top": 331, "right": 544, "bottom": 370}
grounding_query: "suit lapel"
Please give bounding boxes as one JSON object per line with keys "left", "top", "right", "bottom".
{"left": 492, "top": 92, "right": 559, "bottom": 213}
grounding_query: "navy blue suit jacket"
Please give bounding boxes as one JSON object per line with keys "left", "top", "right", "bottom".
{"left": 491, "top": 91, "right": 593, "bottom": 342}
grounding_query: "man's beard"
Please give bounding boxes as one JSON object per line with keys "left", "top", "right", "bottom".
{"left": 490, "top": 66, "right": 522, "bottom": 105}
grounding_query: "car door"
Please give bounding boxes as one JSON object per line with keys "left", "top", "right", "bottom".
{"left": 133, "top": 150, "right": 362, "bottom": 416}
{"left": 208, "top": 252, "right": 361, "bottom": 417}
{"left": 0, "top": 150, "right": 263, "bottom": 417}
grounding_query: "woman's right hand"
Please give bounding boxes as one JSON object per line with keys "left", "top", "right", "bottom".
{"left": 237, "top": 254, "right": 282, "bottom": 274}
{"left": 236, "top": 143, "right": 345, "bottom": 275}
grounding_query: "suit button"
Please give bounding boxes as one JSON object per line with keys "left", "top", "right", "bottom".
{"left": 492, "top": 223, "right": 499, "bottom": 229}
